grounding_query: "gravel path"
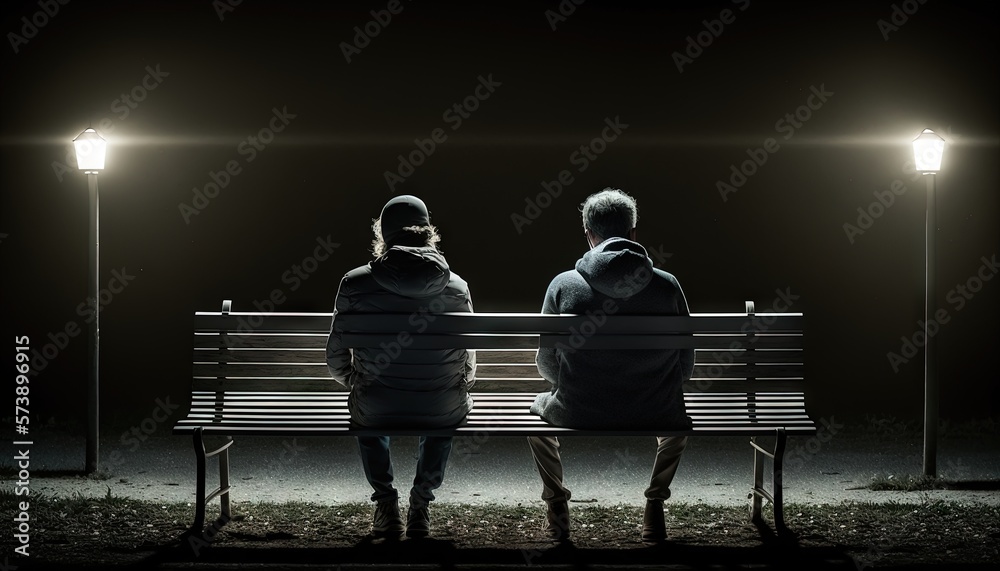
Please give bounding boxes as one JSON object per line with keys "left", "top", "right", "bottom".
{"left": 8, "top": 428, "right": 999, "bottom": 508}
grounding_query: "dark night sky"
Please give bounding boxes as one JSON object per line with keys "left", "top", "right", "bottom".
{"left": 1, "top": 0, "right": 997, "bottom": 426}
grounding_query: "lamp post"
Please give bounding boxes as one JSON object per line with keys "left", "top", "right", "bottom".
{"left": 73, "top": 128, "right": 107, "bottom": 474}
{"left": 912, "top": 128, "right": 945, "bottom": 478}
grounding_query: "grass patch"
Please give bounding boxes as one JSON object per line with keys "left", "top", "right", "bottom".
{"left": 867, "top": 474, "right": 949, "bottom": 491}
{"left": 3, "top": 490, "right": 998, "bottom": 568}
{"left": 865, "top": 474, "right": 1000, "bottom": 492}
{"left": 836, "top": 414, "right": 1000, "bottom": 439}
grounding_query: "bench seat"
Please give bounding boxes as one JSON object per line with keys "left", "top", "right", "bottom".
{"left": 174, "top": 392, "right": 815, "bottom": 437}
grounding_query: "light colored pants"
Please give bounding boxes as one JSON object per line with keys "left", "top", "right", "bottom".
{"left": 526, "top": 435, "right": 688, "bottom": 503}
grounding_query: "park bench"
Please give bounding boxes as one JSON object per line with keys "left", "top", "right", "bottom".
{"left": 174, "top": 299, "right": 812, "bottom": 539}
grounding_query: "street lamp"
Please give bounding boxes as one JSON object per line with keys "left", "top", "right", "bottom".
{"left": 912, "top": 128, "right": 944, "bottom": 478}
{"left": 73, "top": 128, "right": 106, "bottom": 474}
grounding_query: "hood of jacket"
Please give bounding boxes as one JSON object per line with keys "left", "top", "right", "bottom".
{"left": 575, "top": 237, "right": 654, "bottom": 299}
{"left": 370, "top": 245, "right": 452, "bottom": 298}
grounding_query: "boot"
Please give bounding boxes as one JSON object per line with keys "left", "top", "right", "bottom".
{"left": 406, "top": 504, "right": 431, "bottom": 538}
{"left": 642, "top": 499, "right": 666, "bottom": 544}
{"left": 372, "top": 498, "right": 403, "bottom": 538}
{"left": 545, "top": 500, "right": 570, "bottom": 541}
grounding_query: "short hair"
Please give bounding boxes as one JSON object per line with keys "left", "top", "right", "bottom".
{"left": 370, "top": 218, "right": 442, "bottom": 258}
{"left": 581, "top": 188, "right": 638, "bottom": 239}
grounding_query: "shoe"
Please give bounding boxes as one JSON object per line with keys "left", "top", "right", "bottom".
{"left": 545, "top": 500, "right": 570, "bottom": 541}
{"left": 372, "top": 499, "right": 403, "bottom": 537}
{"left": 406, "top": 504, "right": 430, "bottom": 538}
{"left": 642, "top": 499, "right": 666, "bottom": 544}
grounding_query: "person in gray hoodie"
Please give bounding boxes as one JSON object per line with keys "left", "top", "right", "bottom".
{"left": 326, "top": 195, "right": 475, "bottom": 539}
{"left": 528, "top": 188, "right": 693, "bottom": 544}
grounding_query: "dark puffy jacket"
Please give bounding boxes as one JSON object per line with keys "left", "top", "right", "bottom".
{"left": 326, "top": 245, "right": 475, "bottom": 427}
{"left": 530, "top": 238, "right": 694, "bottom": 430}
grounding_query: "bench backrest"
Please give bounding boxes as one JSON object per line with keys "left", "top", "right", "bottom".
{"left": 192, "top": 300, "right": 804, "bottom": 395}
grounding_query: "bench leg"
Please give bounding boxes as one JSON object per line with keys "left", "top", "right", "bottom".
{"left": 219, "top": 437, "right": 232, "bottom": 522}
{"left": 187, "top": 428, "right": 235, "bottom": 538}
{"left": 748, "top": 429, "right": 789, "bottom": 534}
{"left": 750, "top": 435, "right": 764, "bottom": 523}
{"left": 773, "top": 429, "right": 787, "bottom": 532}
{"left": 192, "top": 428, "right": 208, "bottom": 534}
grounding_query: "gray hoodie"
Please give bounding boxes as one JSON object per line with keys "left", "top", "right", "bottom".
{"left": 326, "top": 245, "right": 475, "bottom": 428}
{"left": 530, "top": 238, "right": 694, "bottom": 429}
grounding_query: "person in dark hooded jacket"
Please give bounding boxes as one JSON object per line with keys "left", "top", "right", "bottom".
{"left": 528, "top": 188, "right": 694, "bottom": 544}
{"left": 327, "top": 195, "right": 475, "bottom": 539}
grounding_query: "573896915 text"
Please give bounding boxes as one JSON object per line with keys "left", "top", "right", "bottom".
{"left": 14, "top": 335, "right": 32, "bottom": 558}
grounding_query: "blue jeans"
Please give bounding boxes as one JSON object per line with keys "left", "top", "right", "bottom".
{"left": 356, "top": 436, "right": 453, "bottom": 508}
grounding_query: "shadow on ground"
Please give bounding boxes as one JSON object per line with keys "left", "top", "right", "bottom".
{"left": 22, "top": 525, "right": 948, "bottom": 571}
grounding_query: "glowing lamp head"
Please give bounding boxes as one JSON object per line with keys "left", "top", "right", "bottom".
{"left": 73, "top": 128, "right": 107, "bottom": 172}
{"left": 912, "top": 128, "right": 944, "bottom": 174}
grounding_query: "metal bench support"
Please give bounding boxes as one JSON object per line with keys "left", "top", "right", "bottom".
{"left": 190, "top": 427, "right": 234, "bottom": 536}
{"left": 749, "top": 428, "right": 788, "bottom": 534}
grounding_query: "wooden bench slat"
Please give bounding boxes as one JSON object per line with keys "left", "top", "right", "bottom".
{"left": 192, "top": 394, "right": 435, "bottom": 403}
{"left": 186, "top": 401, "right": 807, "bottom": 413}
{"left": 335, "top": 313, "right": 805, "bottom": 334}
{"left": 193, "top": 364, "right": 331, "bottom": 377}
{"left": 695, "top": 349, "right": 803, "bottom": 364}
{"left": 188, "top": 391, "right": 808, "bottom": 399}
{"left": 193, "top": 348, "right": 324, "bottom": 363}
{"left": 193, "top": 359, "right": 805, "bottom": 381}
{"left": 339, "top": 333, "right": 802, "bottom": 350}
{"left": 192, "top": 378, "right": 346, "bottom": 391}
{"left": 194, "top": 333, "right": 328, "bottom": 349}
{"left": 177, "top": 417, "right": 818, "bottom": 427}
{"left": 179, "top": 416, "right": 812, "bottom": 426}
{"left": 194, "top": 312, "right": 803, "bottom": 335}
{"left": 182, "top": 415, "right": 812, "bottom": 427}
{"left": 190, "top": 378, "right": 809, "bottom": 393}
{"left": 173, "top": 423, "right": 818, "bottom": 437}
{"left": 208, "top": 348, "right": 803, "bottom": 365}
{"left": 185, "top": 398, "right": 808, "bottom": 414}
